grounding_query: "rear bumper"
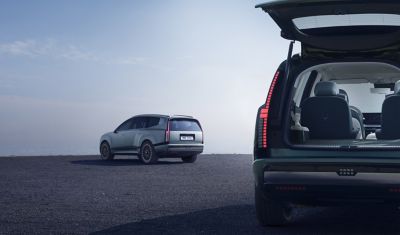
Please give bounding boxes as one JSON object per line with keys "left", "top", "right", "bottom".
{"left": 263, "top": 172, "right": 400, "bottom": 205}
{"left": 155, "top": 144, "right": 204, "bottom": 157}
{"left": 253, "top": 158, "right": 400, "bottom": 206}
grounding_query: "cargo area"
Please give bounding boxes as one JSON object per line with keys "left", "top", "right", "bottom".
{"left": 289, "top": 62, "right": 400, "bottom": 149}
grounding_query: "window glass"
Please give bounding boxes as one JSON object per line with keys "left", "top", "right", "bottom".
{"left": 158, "top": 118, "right": 167, "bottom": 128}
{"left": 337, "top": 83, "right": 386, "bottom": 113}
{"left": 146, "top": 117, "right": 160, "bottom": 128}
{"left": 116, "top": 119, "right": 133, "bottom": 132}
{"left": 132, "top": 117, "right": 147, "bottom": 129}
{"left": 170, "top": 119, "right": 201, "bottom": 131}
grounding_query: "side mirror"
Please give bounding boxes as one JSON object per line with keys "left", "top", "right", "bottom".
{"left": 114, "top": 130, "right": 118, "bottom": 134}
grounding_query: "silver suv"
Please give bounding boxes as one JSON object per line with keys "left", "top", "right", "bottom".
{"left": 99, "top": 114, "right": 204, "bottom": 164}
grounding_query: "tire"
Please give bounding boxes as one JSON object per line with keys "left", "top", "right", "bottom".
{"left": 181, "top": 155, "right": 197, "bottom": 163}
{"left": 255, "top": 186, "right": 292, "bottom": 226}
{"left": 139, "top": 141, "right": 158, "bottom": 164}
{"left": 100, "top": 142, "right": 114, "bottom": 161}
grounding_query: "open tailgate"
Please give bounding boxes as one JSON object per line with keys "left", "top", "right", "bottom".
{"left": 256, "top": 0, "right": 400, "bottom": 53}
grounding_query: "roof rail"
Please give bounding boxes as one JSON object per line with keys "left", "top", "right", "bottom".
{"left": 172, "top": 114, "right": 193, "bottom": 118}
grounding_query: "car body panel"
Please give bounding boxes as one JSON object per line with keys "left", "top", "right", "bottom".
{"left": 113, "top": 129, "right": 137, "bottom": 150}
{"left": 155, "top": 144, "right": 204, "bottom": 157}
{"left": 254, "top": 157, "right": 400, "bottom": 205}
{"left": 169, "top": 131, "right": 203, "bottom": 145}
{"left": 133, "top": 128, "right": 165, "bottom": 148}
{"left": 100, "top": 132, "right": 113, "bottom": 148}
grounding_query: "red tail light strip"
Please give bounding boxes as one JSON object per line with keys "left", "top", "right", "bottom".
{"left": 260, "top": 70, "right": 280, "bottom": 148}
{"left": 389, "top": 188, "right": 400, "bottom": 193}
{"left": 275, "top": 185, "right": 306, "bottom": 191}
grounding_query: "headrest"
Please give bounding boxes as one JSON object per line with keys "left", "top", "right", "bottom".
{"left": 338, "top": 89, "right": 349, "bottom": 103}
{"left": 314, "top": 81, "right": 339, "bottom": 96}
{"left": 395, "top": 80, "right": 400, "bottom": 95}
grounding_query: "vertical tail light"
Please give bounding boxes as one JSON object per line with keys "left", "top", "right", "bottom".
{"left": 260, "top": 70, "right": 280, "bottom": 148}
{"left": 165, "top": 120, "right": 171, "bottom": 143}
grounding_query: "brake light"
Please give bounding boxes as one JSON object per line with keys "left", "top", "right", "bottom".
{"left": 165, "top": 120, "right": 171, "bottom": 143}
{"left": 260, "top": 70, "right": 280, "bottom": 148}
{"left": 389, "top": 188, "right": 400, "bottom": 193}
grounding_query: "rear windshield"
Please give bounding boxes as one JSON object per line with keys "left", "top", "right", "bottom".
{"left": 170, "top": 119, "right": 201, "bottom": 131}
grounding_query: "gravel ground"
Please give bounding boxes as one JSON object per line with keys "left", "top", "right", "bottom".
{"left": 0, "top": 154, "right": 399, "bottom": 234}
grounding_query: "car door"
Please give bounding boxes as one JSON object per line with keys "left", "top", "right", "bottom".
{"left": 127, "top": 116, "right": 148, "bottom": 151}
{"left": 112, "top": 118, "right": 134, "bottom": 150}
{"left": 256, "top": 0, "right": 400, "bottom": 56}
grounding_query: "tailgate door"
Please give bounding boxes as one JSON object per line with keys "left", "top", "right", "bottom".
{"left": 256, "top": 0, "right": 400, "bottom": 53}
{"left": 168, "top": 118, "right": 203, "bottom": 145}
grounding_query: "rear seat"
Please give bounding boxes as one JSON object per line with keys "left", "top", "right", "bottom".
{"left": 376, "top": 81, "right": 400, "bottom": 140}
{"left": 301, "top": 81, "right": 359, "bottom": 139}
{"left": 338, "top": 89, "right": 365, "bottom": 139}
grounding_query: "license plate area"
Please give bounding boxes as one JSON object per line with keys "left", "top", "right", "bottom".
{"left": 180, "top": 134, "right": 195, "bottom": 141}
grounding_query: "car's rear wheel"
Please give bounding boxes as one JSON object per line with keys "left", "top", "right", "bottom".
{"left": 255, "top": 186, "right": 292, "bottom": 226}
{"left": 181, "top": 155, "right": 197, "bottom": 163}
{"left": 100, "top": 142, "right": 114, "bottom": 161}
{"left": 139, "top": 141, "right": 158, "bottom": 164}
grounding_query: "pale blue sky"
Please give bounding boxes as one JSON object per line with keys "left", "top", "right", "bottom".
{"left": 0, "top": 1, "right": 300, "bottom": 155}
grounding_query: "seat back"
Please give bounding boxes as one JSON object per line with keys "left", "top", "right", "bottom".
{"left": 301, "top": 81, "right": 356, "bottom": 139}
{"left": 380, "top": 81, "right": 400, "bottom": 139}
{"left": 339, "top": 89, "right": 365, "bottom": 139}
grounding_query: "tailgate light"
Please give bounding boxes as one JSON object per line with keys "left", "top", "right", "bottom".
{"left": 260, "top": 70, "right": 280, "bottom": 148}
{"left": 389, "top": 188, "right": 400, "bottom": 193}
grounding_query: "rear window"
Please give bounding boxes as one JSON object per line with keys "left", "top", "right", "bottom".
{"left": 170, "top": 119, "right": 201, "bottom": 131}
{"left": 336, "top": 83, "right": 386, "bottom": 113}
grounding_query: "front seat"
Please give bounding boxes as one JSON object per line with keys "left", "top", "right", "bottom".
{"left": 301, "top": 81, "right": 359, "bottom": 139}
{"left": 338, "top": 89, "right": 365, "bottom": 139}
{"left": 376, "top": 81, "right": 400, "bottom": 140}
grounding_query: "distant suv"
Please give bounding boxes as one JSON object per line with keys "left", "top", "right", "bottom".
{"left": 100, "top": 115, "right": 204, "bottom": 164}
{"left": 254, "top": 0, "right": 400, "bottom": 226}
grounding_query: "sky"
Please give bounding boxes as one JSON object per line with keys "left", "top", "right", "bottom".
{"left": 0, "top": 0, "right": 300, "bottom": 156}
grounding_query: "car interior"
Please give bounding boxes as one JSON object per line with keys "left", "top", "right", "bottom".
{"left": 289, "top": 62, "right": 400, "bottom": 148}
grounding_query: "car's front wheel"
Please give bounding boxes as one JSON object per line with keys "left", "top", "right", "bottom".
{"left": 181, "top": 155, "right": 197, "bottom": 163}
{"left": 139, "top": 141, "right": 158, "bottom": 164}
{"left": 255, "top": 186, "right": 292, "bottom": 226}
{"left": 100, "top": 142, "right": 114, "bottom": 161}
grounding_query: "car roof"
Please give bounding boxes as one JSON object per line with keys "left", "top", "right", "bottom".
{"left": 132, "top": 114, "right": 196, "bottom": 119}
{"left": 134, "top": 114, "right": 169, "bottom": 118}
{"left": 170, "top": 115, "right": 195, "bottom": 119}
